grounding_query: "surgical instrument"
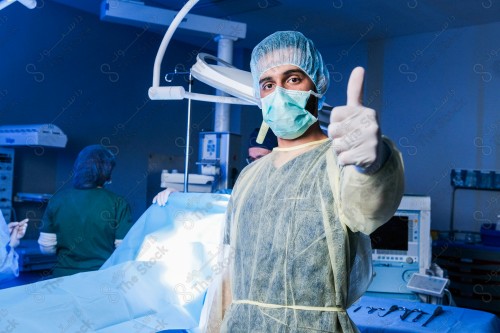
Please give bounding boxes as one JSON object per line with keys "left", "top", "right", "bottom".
{"left": 378, "top": 305, "right": 400, "bottom": 317}
{"left": 367, "top": 307, "right": 385, "bottom": 314}
{"left": 422, "top": 306, "right": 444, "bottom": 327}
{"left": 412, "top": 311, "right": 428, "bottom": 322}
{"left": 400, "top": 308, "right": 417, "bottom": 320}
{"left": 400, "top": 308, "right": 425, "bottom": 320}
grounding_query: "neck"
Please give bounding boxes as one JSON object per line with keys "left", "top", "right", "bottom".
{"left": 277, "top": 124, "right": 328, "bottom": 149}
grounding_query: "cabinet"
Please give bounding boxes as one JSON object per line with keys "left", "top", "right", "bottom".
{"left": 12, "top": 194, "right": 56, "bottom": 272}
{"left": 433, "top": 169, "right": 500, "bottom": 315}
{"left": 433, "top": 240, "right": 500, "bottom": 315}
{"left": 0, "top": 147, "right": 14, "bottom": 222}
{"left": 449, "top": 169, "right": 500, "bottom": 236}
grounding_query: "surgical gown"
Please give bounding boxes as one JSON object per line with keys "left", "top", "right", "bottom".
{"left": 221, "top": 138, "right": 404, "bottom": 332}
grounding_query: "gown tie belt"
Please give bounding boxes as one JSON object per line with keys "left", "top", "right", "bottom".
{"left": 233, "top": 300, "right": 345, "bottom": 312}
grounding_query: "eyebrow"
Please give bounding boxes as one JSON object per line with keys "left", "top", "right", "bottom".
{"left": 259, "top": 69, "right": 306, "bottom": 85}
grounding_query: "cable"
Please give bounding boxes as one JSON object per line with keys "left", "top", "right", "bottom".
{"left": 443, "top": 289, "right": 456, "bottom": 306}
{"left": 10, "top": 207, "right": 17, "bottom": 223}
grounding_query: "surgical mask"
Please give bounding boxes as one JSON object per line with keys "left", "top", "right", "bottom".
{"left": 261, "top": 86, "right": 319, "bottom": 140}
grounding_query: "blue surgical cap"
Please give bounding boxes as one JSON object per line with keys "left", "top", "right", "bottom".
{"left": 250, "top": 31, "right": 330, "bottom": 109}
{"left": 73, "top": 145, "right": 116, "bottom": 189}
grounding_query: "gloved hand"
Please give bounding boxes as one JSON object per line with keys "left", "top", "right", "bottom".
{"left": 328, "top": 67, "right": 387, "bottom": 173}
{"left": 152, "top": 188, "right": 178, "bottom": 207}
{"left": 8, "top": 218, "right": 29, "bottom": 248}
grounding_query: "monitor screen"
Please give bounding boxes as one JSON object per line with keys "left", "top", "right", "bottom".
{"left": 370, "top": 215, "right": 409, "bottom": 251}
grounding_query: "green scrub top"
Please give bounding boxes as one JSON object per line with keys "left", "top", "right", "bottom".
{"left": 41, "top": 187, "right": 133, "bottom": 277}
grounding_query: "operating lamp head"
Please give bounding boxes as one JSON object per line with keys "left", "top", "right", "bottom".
{"left": 250, "top": 31, "right": 330, "bottom": 109}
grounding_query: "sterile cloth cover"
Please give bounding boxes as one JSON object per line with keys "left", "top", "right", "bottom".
{"left": 0, "top": 192, "right": 229, "bottom": 332}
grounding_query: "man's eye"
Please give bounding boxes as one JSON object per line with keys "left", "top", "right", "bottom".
{"left": 262, "top": 83, "right": 273, "bottom": 90}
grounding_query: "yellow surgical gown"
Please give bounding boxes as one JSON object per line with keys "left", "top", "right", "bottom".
{"left": 221, "top": 138, "right": 404, "bottom": 332}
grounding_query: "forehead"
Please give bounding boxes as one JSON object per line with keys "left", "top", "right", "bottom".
{"left": 260, "top": 64, "right": 304, "bottom": 80}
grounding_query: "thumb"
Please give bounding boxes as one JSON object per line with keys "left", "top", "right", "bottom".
{"left": 346, "top": 66, "right": 365, "bottom": 106}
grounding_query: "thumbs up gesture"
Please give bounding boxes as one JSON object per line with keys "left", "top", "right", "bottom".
{"left": 328, "top": 67, "right": 386, "bottom": 173}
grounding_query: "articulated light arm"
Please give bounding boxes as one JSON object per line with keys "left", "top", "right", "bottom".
{"left": 0, "top": 0, "right": 36, "bottom": 10}
{"left": 147, "top": 0, "right": 257, "bottom": 106}
{"left": 148, "top": 86, "right": 256, "bottom": 105}
{"left": 151, "top": 0, "right": 198, "bottom": 88}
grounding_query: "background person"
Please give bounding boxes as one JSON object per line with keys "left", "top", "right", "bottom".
{"left": 246, "top": 127, "right": 278, "bottom": 164}
{"left": 38, "top": 145, "right": 133, "bottom": 278}
{"left": 0, "top": 215, "right": 28, "bottom": 284}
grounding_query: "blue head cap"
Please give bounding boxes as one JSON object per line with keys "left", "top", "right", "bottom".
{"left": 73, "top": 145, "right": 116, "bottom": 189}
{"left": 250, "top": 31, "right": 330, "bottom": 109}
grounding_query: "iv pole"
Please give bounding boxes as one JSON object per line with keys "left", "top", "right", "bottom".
{"left": 184, "top": 73, "right": 193, "bottom": 192}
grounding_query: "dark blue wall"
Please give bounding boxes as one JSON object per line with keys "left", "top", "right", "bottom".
{"left": 378, "top": 23, "right": 499, "bottom": 232}
{"left": 318, "top": 23, "right": 500, "bottom": 232}
{"left": 0, "top": 1, "right": 258, "bottom": 230}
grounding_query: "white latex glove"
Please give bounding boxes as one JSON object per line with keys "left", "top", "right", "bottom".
{"left": 152, "top": 188, "right": 178, "bottom": 207}
{"left": 328, "top": 67, "right": 386, "bottom": 173}
{"left": 8, "top": 218, "right": 29, "bottom": 248}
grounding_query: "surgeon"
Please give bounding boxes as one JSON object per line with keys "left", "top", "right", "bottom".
{"left": 219, "top": 31, "right": 405, "bottom": 332}
{"left": 0, "top": 215, "right": 28, "bottom": 284}
{"left": 246, "top": 127, "right": 278, "bottom": 164}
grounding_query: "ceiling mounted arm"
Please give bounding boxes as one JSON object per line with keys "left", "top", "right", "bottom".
{"left": 146, "top": 0, "right": 256, "bottom": 106}
{"left": 151, "top": 0, "right": 199, "bottom": 88}
{"left": 0, "top": 0, "right": 36, "bottom": 10}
